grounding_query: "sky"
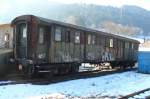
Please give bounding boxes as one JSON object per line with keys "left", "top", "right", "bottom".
{"left": 0, "top": 0, "right": 150, "bottom": 10}
{"left": 0, "top": 0, "right": 150, "bottom": 24}
{"left": 50, "top": 0, "right": 150, "bottom": 10}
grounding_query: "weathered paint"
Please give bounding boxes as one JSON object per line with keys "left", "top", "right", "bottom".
{"left": 11, "top": 15, "right": 139, "bottom": 65}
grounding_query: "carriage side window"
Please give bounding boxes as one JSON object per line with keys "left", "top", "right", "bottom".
{"left": 88, "top": 34, "right": 91, "bottom": 44}
{"left": 4, "top": 33, "right": 10, "bottom": 48}
{"left": 19, "top": 24, "right": 27, "bottom": 39}
{"left": 132, "top": 43, "right": 134, "bottom": 49}
{"left": 23, "top": 26, "right": 27, "bottom": 38}
{"left": 4, "top": 33, "right": 9, "bottom": 42}
{"left": 55, "top": 27, "right": 61, "bottom": 41}
{"left": 17, "top": 23, "right": 27, "bottom": 44}
{"left": 110, "top": 38, "right": 113, "bottom": 47}
{"left": 125, "top": 42, "right": 129, "bottom": 49}
{"left": 75, "top": 31, "right": 80, "bottom": 43}
{"left": 92, "top": 35, "right": 96, "bottom": 45}
{"left": 39, "top": 27, "right": 45, "bottom": 44}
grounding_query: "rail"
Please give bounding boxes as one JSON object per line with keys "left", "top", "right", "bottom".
{"left": 0, "top": 68, "right": 136, "bottom": 86}
{"left": 119, "top": 88, "right": 150, "bottom": 99}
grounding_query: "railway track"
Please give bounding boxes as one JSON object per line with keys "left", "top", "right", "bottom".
{"left": 0, "top": 68, "right": 136, "bottom": 86}
{"left": 119, "top": 88, "right": 150, "bottom": 99}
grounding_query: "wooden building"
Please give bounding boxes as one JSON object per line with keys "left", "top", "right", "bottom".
{"left": 0, "top": 24, "right": 13, "bottom": 48}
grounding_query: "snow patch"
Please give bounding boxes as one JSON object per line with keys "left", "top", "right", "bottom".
{"left": 0, "top": 80, "right": 13, "bottom": 84}
{"left": 139, "top": 47, "right": 150, "bottom": 51}
{"left": 1, "top": 71, "right": 150, "bottom": 99}
{"left": 27, "top": 93, "right": 66, "bottom": 99}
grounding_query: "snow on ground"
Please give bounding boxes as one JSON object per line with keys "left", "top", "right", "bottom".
{"left": 1, "top": 71, "right": 150, "bottom": 99}
{"left": 0, "top": 80, "right": 13, "bottom": 84}
{"left": 139, "top": 47, "right": 150, "bottom": 51}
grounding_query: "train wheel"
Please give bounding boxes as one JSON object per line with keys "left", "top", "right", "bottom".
{"left": 44, "top": 71, "right": 54, "bottom": 79}
{"left": 70, "top": 64, "right": 79, "bottom": 74}
{"left": 25, "top": 65, "right": 36, "bottom": 78}
{"left": 129, "top": 62, "right": 135, "bottom": 69}
{"left": 57, "top": 67, "right": 67, "bottom": 75}
{"left": 120, "top": 65, "right": 126, "bottom": 70}
{"left": 65, "top": 67, "right": 70, "bottom": 74}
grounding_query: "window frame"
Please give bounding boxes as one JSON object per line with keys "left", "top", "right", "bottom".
{"left": 131, "top": 43, "right": 134, "bottom": 49}
{"left": 87, "top": 34, "right": 96, "bottom": 45}
{"left": 38, "top": 26, "right": 45, "bottom": 44}
{"left": 54, "top": 26, "right": 62, "bottom": 42}
{"left": 87, "top": 34, "right": 92, "bottom": 45}
{"left": 125, "top": 42, "right": 129, "bottom": 49}
{"left": 109, "top": 38, "right": 113, "bottom": 48}
{"left": 20, "top": 23, "right": 27, "bottom": 39}
{"left": 74, "top": 31, "right": 80, "bottom": 44}
{"left": 16, "top": 22, "right": 27, "bottom": 45}
{"left": 92, "top": 35, "right": 96, "bottom": 45}
{"left": 4, "top": 33, "right": 10, "bottom": 42}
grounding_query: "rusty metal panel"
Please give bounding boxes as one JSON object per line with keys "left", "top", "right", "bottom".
{"left": 70, "top": 30, "right": 75, "bottom": 43}
{"left": 69, "top": 43, "right": 74, "bottom": 61}
{"left": 74, "top": 44, "right": 81, "bottom": 62}
{"left": 113, "top": 38, "right": 117, "bottom": 48}
{"left": 117, "top": 40, "right": 124, "bottom": 60}
{"left": 128, "top": 42, "right": 132, "bottom": 60}
{"left": 105, "top": 37, "right": 110, "bottom": 47}
{"left": 86, "top": 44, "right": 95, "bottom": 60}
{"left": 61, "top": 42, "right": 71, "bottom": 62}
{"left": 124, "top": 41, "right": 130, "bottom": 60}
{"left": 53, "top": 42, "right": 62, "bottom": 63}
{"left": 53, "top": 41, "right": 84, "bottom": 63}
{"left": 80, "top": 44, "right": 84, "bottom": 61}
{"left": 80, "top": 32, "right": 84, "bottom": 44}
{"left": 30, "top": 16, "right": 38, "bottom": 59}
{"left": 116, "top": 40, "right": 121, "bottom": 60}
{"left": 65, "top": 42, "right": 73, "bottom": 62}
{"left": 94, "top": 45, "right": 102, "bottom": 61}
{"left": 49, "top": 25, "right": 55, "bottom": 63}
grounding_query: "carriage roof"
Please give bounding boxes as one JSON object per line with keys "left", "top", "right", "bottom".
{"left": 11, "top": 15, "right": 140, "bottom": 44}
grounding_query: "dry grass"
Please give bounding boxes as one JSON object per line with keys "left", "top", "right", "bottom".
{"left": 140, "top": 40, "right": 150, "bottom": 48}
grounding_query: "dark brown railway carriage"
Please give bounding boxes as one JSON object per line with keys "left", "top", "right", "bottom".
{"left": 11, "top": 15, "right": 139, "bottom": 76}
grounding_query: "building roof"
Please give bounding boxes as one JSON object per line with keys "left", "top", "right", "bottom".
{"left": 0, "top": 24, "right": 11, "bottom": 27}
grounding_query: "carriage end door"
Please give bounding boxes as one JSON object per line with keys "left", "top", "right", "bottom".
{"left": 16, "top": 23, "right": 28, "bottom": 59}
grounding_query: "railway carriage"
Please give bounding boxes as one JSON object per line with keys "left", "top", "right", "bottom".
{"left": 11, "top": 15, "right": 139, "bottom": 77}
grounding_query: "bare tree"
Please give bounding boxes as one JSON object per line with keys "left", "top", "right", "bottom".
{"left": 65, "top": 15, "right": 78, "bottom": 25}
{"left": 101, "top": 21, "right": 143, "bottom": 36}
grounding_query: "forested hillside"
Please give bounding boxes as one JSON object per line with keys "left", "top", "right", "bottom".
{"left": 1, "top": 3, "right": 150, "bottom": 37}
{"left": 46, "top": 4, "right": 150, "bottom": 37}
